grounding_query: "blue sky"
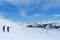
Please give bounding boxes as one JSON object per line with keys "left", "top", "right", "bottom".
{"left": 0, "top": 0, "right": 60, "bottom": 22}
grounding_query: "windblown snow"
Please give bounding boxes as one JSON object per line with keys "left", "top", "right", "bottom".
{"left": 0, "top": 18, "right": 60, "bottom": 40}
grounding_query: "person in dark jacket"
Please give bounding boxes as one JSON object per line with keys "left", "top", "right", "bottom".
{"left": 3, "top": 26, "right": 5, "bottom": 32}
{"left": 7, "top": 26, "right": 10, "bottom": 32}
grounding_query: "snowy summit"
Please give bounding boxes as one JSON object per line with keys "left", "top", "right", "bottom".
{"left": 0, "top": 18, "right": 60, "bottom": 40}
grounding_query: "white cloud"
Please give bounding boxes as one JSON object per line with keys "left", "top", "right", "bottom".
{"left": 32, "top": 14, "right": 42, "bottom": 17}
{"left": 1, "top": 0, "right": 60, "bottom": 12}
{"left": 28, "top": 14, "right": 43, "bottom": 19}
{"left": 43, "top": 0, "right": 60, "bottom": 11}
{"left": 19, "top": 9, "right": 43, "bottom": 18}
{"left": 0, "top": 0, "right": 41, "bottom": 18}
{"left": 54, "top": 14, "right": 60, "bottom": 17}
{"left": 0, "top": 12, "right": 6, "bottom": 18}
{"left": 19, "top": 8, "right": 43, "bottom": 18}
{"left": 0, "top": 0, "right": 41, "bottom": 5}
{"left": 0, "top": 15, "right": 4, "bottom": 18}
{"left": 20, "top": 9, "right": 27, "bottom": 17}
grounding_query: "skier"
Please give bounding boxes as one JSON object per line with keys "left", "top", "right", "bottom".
{"left": 7, "top": 26, "right": 10, "bottom": 32}
{"left": 3, "top": 26, "right": 5, "bottom": 32}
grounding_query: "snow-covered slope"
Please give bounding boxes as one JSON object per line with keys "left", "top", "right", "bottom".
{"left": 0, "top": 18, "right": 60, "bottom": 40}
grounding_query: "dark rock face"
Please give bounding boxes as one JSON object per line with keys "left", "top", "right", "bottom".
{"left": 26, "top": 23, "right": 60, "bottom": 30}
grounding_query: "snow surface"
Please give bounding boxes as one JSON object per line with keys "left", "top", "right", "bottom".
{"left": 0, "top": 18, "right": 60, "bottom": 40}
